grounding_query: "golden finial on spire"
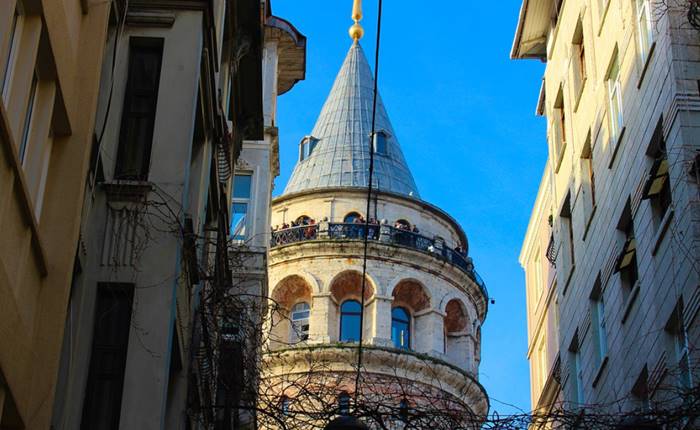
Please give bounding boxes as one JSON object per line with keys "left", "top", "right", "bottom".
{"left": 349, "top": 0, "right": 364, "bottom": 42}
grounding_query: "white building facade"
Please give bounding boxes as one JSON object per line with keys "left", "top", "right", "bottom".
{"left": 515, "top": 0, "right": 700, "bottom": 422}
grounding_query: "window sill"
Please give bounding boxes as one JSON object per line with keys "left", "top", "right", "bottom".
{"left": 637, "top": 42, "right": 656, "bottom": 90}
{"left": 592, "top": 355, "right": 609, "bottom": 388}
{"left": 621, "top": 281, "right": 641, "bottom": 324}
{"left": 608, "top": 126, "right": 626, "bottom": 169}
{"left": 102, "top": 180, "right": 153, "bottom": 202}
{"left": 582, "top": 205, "right": 598, "bottom": 241}
{"left": 651, "top": 209, "right": 674, "bottom": 256}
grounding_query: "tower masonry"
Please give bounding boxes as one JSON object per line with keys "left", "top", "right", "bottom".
{"left": 259, "top": 11, "right": 489, "bottom": 426}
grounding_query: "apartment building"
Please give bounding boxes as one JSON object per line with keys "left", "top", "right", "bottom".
{"left": 0, "top": 0, "right": 111, "bottom": 428}
{"left": 515, "top": 0, "right": 700, "bottom": 421}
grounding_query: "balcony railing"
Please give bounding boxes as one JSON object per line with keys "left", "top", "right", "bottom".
{"left": 271, "top": 223, "right": 488, "bottom": 300}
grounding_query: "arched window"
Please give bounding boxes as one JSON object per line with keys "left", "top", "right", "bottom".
{"left": 343, "top": 212, "right": 362, "bottom": 223}
{"left": 340, "top": 300, "right": 362, "bottom": 342}
{"left": 399, "top": 399, "right": 409, "bottom": 422}
{"left": 338, "top": 392, "right": 350, "bottom": 415}
{"left": 395, "top": 219, "right": 411, "bottom": 230}
{"left": 279, "top": 396, "right": 291, "bottom": 416}
{"left": 391, "top": 307, "right": 410, "bottom": 349}
{"left": 290, "top": 302, "right": 310, "bottom": 342}
{"left": 295, "top": 215, "right": 311, "bottom": 225}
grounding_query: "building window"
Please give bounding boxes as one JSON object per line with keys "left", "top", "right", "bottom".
{"left": 338, "top": 392, "right": 351, "bottom": 416}
{"left": 114, "top": 37, "right": 164, "bottom": 180}
{"left": 399, "top": 399, "right": 409, "bottom": 422}
{"left": 581, "top": 133, "right": 596, "bottom": 226}
{"left": 343, "top": 212, "right": 362, "bottom": 223}
{"left": 568, "top": 335, "right": 584, "bottom": 406}
{"left": 631, "top": 366, "right": 651, "bottom": 411}
{"left": 290, "top": 302, "right": 310, "bottom": 343}
{"left": 299, "top": 136, "right": 318, "bottom": 161}
{"left": 590, "top": 277, "right": 607, "bottom": 367}
{"left": 279, "top": 396, "right": 291, "bottom": 416}
{"left": 636, "top": 0, "right": 654, "bottom": 64}
{"left": 19, "top": 72, "right": 37, "bottom": 164}
{"left": 615, "top": 203, "right": 639, "bottom": 310}
{"left": 231, "top": 173, "right": 252, "bottom": 241}
{"left": 665, "top": 302, "right": 691, "bottom": 389}
{"left": 558, "top": 193, "right": 575, "bottom": 282}
{"left": 607, "top": 54, "right": 623, "bottom": 143}
{"left": 339, "top": 300, "right": 362, "bottom": 342}
{"left": 552, "top": 88, "right": 567, "bottom": 171}
{"left": 81, "top": 283, "right": 134, "bottom": 430}
{"left": 372, "top": 131, "right": 387, "bottom": 155}
{"left": 1, "top": 9, "right": 20, "bottom": 102}
{"left": 391, "top": 307, "right": 410, "bottom": 350}
{"left": 572, "top": 20, "right": 587, "bottom": 104}
{"left": 643, "top": 118, "right": 671, "bottom": 228}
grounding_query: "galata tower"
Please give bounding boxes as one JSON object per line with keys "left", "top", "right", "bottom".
{"left": 259, "top": 2, "right": 489, "bottom": 427}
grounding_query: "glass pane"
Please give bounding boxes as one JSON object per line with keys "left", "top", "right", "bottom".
{"left": 340, "top": 314, "right": 361, "bottom": 342}
{"left": 231, "top": 203, "right": 247, "bottom": 240}
{"left": 341, "top": 300, "right": 362, "bottom": 313}
{"left": 233, "top": 175, "right": 252, "bottom": 199}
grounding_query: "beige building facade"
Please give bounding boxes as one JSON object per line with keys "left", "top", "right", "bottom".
{"left": 0, "top": 0, "right": 111, "bottom": 428}
{"left": 515, "top": 0, "right": 700, "bottom": 421}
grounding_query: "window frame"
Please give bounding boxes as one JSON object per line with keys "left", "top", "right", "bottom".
{"left": 290, "top": 301, "right": 310, "bottom": 343}
{"left": 391, "top": 306, "right": 411, "bottom": 350}
{"left": 606, "top": 56, "right": 623, "bottom": 143}
{"left": 1, "top": 8, "right": 21, "bottom": 102}
{"left": 114, "top": 37, "right": 164, "bottom": 180}
{"left": 231, "top": 173, "right": 253, "bottom": 242}
{"left": 636, "top": 0, "right": 654, "bottom": 65}
{"left": 339, "top": 299, "right": 362, "bottom": 343}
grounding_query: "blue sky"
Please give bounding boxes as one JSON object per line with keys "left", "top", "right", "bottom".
{"left": 272, "top": 0, "right": 547, "bottom": 415}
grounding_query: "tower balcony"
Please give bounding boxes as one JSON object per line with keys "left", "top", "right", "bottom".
{"left": 270, "top": 222, "right": 488, "bottom": 302}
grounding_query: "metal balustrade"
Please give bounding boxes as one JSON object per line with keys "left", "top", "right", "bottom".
{"left": 270, "top": 223, "right": 488, "bottom": 300}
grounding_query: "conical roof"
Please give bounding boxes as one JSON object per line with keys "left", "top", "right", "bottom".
{"left": 283, "top": 43, "right": 420, "bottom": 198}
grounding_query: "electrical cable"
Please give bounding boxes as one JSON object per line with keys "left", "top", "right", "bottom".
{"left": 354, "top": 0, "right": 384, "bottom": 409}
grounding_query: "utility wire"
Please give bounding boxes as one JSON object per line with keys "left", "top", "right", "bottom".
{"left": 354, "top": 0, "right": 384, "bottom": 409}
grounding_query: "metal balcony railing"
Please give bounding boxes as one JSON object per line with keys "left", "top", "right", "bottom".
{"left": 270, "top": 223, "right": 488, "bottom": 300}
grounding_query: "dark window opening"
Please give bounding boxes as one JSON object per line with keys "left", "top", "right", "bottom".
{"left": 338, "top": 392, "right": 351, "bottom": 416}
{"left": 643, "top": 117, "right": 671, "bottom": 228}
{"left": 81, "top": 283, "right": 134, "bottom": 430}
{"left": 343, "top": 212, "right": 362, "bottom": 224}
{"left": 615, "top": 203, "right": 638, "bottom": 304}
{"left": 115, "top": 37, "right": 164, "bottom": 180}
{"left": 372, "top": 132, "right": 387, "bottom": 155}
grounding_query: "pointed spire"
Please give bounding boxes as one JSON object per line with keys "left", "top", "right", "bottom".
{"left": 283, "top": 43, "right": 420, "bottom": 198}
{"left": 349, "top": 0, "right": 364, "bottom": 42}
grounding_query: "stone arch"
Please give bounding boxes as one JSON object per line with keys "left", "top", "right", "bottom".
{"left": 269, "top": 275, "right": 314, "bottom": 349}
{"left": 329, "top": 270, "right": 375, "bottom": 303}
{"left": 443, "top": 298, "right": 473, "bottom": 371}
{"left": 391, "top": 279, "right": 430, "bottom": 313}
{"left": 328, "top": 270, "right": 376, "bottom": 342}
{"left": 439, "top": 291, "right": 477, "bottom": 326}
{"left": 389, "top": 279, "right": 431, "bottom": 351}
{"left": 343, "top": 211, "right": 363, "bottom": 223}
